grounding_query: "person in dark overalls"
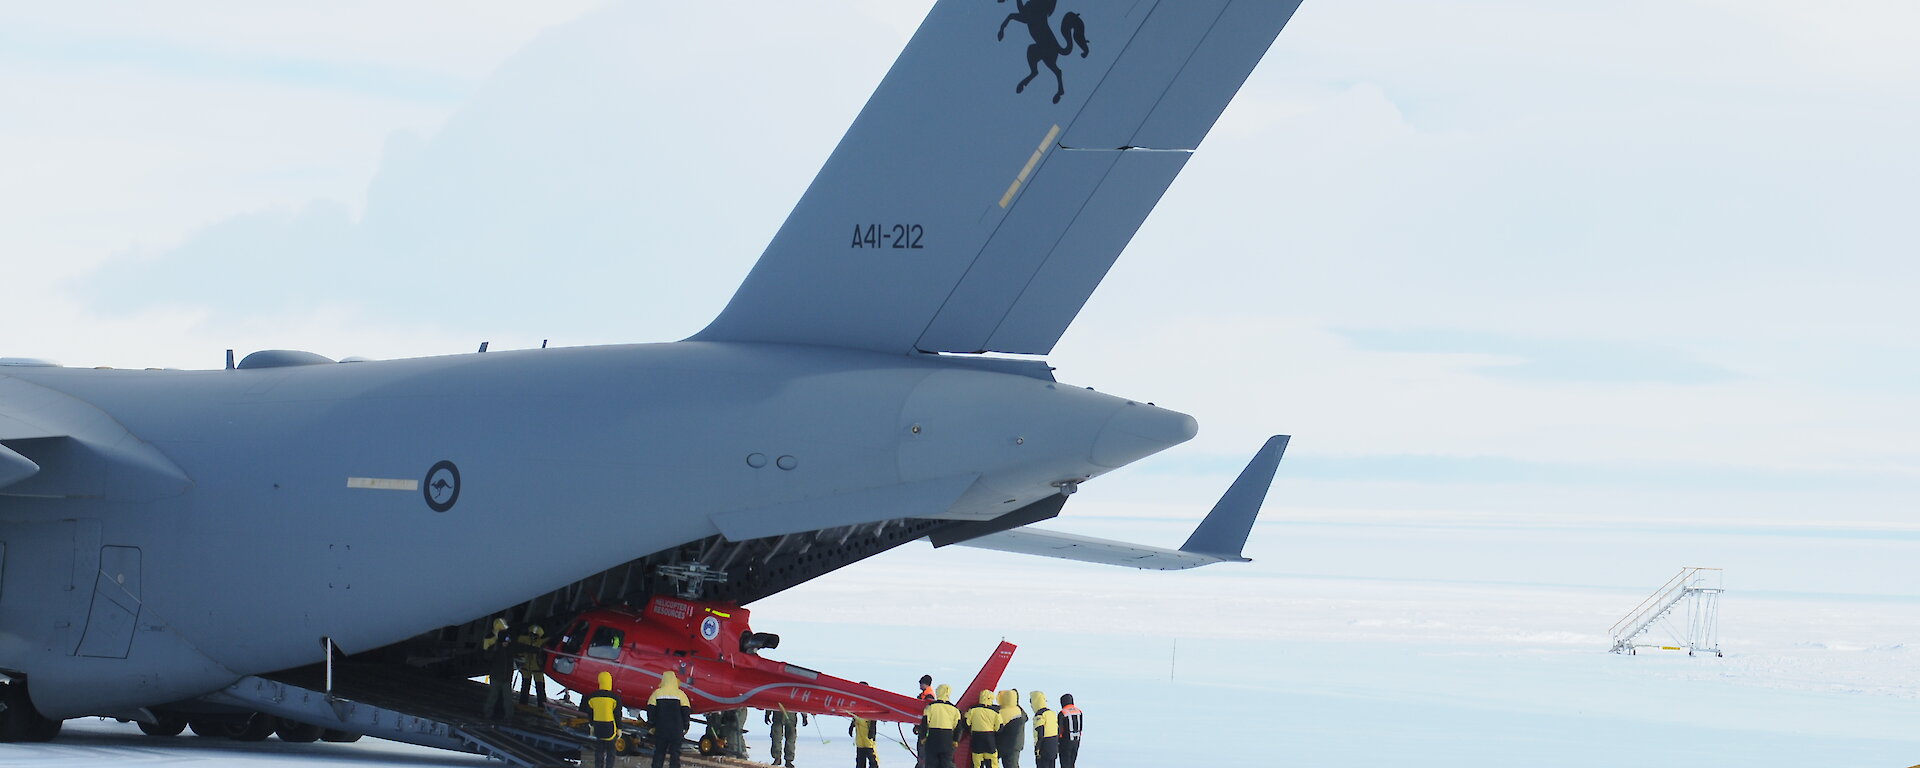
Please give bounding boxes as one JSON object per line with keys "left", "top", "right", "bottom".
{"left": 649, "top": 671, "right": 692, "bottom": 768}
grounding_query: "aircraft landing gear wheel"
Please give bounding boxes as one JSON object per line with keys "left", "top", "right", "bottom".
{"left": 222, "top": 713, "right": 277, "bottom": 741}
{"left": 275, "top": 719, "right": 324, "bottom": 742}
{"left": 139, "top": 713, "right": 187, "bottom": 737}
{"left": 1, "top": 684, "right": 63, "bottom": 742}
{"left": 320, "top": 728, "right": 364, "bottom": 743}
{"left": 25, "top": 714, "right": 62, "bottom": 742}
{"left": 188, "top": 717, "right": 225, "bottom": 737}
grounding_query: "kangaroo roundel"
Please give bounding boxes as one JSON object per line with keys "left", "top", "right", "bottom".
{"left": 423, "top": 460, "right": 460, "bottom": 512}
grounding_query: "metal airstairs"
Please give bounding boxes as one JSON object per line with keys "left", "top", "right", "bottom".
{"left": 1608, "top": 567, "right": 1723, "bottom": 656}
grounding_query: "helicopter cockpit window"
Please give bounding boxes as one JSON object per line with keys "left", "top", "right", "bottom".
{"left": 587, "top": 626, "right": 624, "bottom": 660}
{"left": 558, "top": 620, "right": 588, "bottom": 655}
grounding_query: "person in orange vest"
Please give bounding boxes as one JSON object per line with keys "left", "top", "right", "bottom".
{"left": 1055, "top": 695, "right": 1082, "bottom": 768}
{"left": 914, "top": 675, "right": 936, "bottom": 766}
{"left": 961, "top": 690, "right": 1004, "bottom": 768}
{"left": 1027, "top": 691, "right": 1058, "bottom": 768}
{"left": 649, "top": 671, "right": 693, "bottom": 768}
{"left": 850, "top": 687, "right": 881, "bottom": 768}
{"left": 919, "top": 684, "right": 961, "bottom": 768}
{"left": 582, "top": 672, "right": 624, "bottom": 768}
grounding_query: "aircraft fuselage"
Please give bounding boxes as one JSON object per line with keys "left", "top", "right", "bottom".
{"left": 0, "top": 342, "right": 1195, "bottom": 717}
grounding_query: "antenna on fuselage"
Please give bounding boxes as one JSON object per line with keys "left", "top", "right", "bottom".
{"left": 225, "top": 349, "right": 235, "bottom": 370}
{"left": 477, "top": 341, "right": 490, "bottom": 353}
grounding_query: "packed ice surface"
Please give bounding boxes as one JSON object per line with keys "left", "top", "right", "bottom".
{"left": 5, "top": 507, "right": 1915, "bottom": 768}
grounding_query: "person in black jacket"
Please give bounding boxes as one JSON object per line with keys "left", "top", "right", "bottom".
{"left": 1055, "top": 695, "right": 1082, "bottom": 768}
{"left": 481, "top": 619, "right": 516, "bottom": 720}
{"left": 649, "top": 671, "right": 693, "bottom": 768}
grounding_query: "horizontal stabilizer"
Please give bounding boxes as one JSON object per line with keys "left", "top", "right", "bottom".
{"left": 955, "top": 435, "right": 1288, "bottom": 570}
{"left": 695, "top": 0, "right": 1304, "bottom": 355}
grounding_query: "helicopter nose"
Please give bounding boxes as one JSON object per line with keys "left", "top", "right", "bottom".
{"left": 1091, "top": 401, "right": 1197, "bottom": 469}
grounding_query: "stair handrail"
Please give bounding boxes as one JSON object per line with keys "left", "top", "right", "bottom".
{"left": 1609, "top": 567, "right": 1692, "bottom": 641}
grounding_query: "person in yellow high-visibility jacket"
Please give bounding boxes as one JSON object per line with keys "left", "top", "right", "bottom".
{"left": 994, "top": 690, "right": 1027, "bottom": 768}
{"left": 920, "top": 684, "right": 962, "bottom": 768}
{"left": 1027, "top": 691, "right": 1058, "bottom": 768}
{"left": 962, "top": 690, "right": 1005, "bottom": 768}
{"left": 515, "top": 624, "right": 548, "bottom": 707}
{"left": 581, "top": 671, "right": 624, "bottom": 768}
{"left": 850, "top": 687, "right": 881, "bottom": 768}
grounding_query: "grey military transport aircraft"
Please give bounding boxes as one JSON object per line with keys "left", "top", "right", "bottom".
{"left": 0, "top": 0, "right": 1303, "bottom": 755}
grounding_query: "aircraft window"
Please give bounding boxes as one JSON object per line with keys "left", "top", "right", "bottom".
{"left": 587, "top": 626, "right": 624, "bottom": 660}
{"left": 559, "top": 621, "right": 588, "bottom": 655}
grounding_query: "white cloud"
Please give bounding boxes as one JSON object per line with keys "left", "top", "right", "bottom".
{"left": 5, "top": 0, "right": 1916, "bottom": 518}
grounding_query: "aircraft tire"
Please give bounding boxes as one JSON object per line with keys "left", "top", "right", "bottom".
{"left": 22, "top": 715, "right": 61, "bottom": 742}
{"left": 0, "top": 684, "right": 63, "bottom": 742}
{"left": 187, "top": 717, "right": 226, "bottom": 737}
{"left": 320, "top": 728, "right": 364, "bottom": 743}
{"left": 222, "top": 713, "right": 278, "bottom": 741}
{"left": 275, "top": 719, "right": 324, "bottom": 742}
{"left": 138, "top": 714, "right": 188, "bottom": 737}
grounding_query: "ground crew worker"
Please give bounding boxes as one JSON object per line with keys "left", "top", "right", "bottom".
{"left": 1027, "top": 692, "right": 1058, "bottom": 768}
{"left": 582, "top": 671, "right": 624, "bottom": 768}
{"left": 719, "top": 707, "right": 749, "bottom": 758}
{"left": 516, "top": 624, "right": 548, "bottom": 706}
{"left": 765, "top": 706, "right": 809, "bottom": 767}
{"left": 850, "top": 688, "right": 880, "bottom": 768}
{"left": 1055, "top": 695, "right": 1082, "bottom": 768}
{"left": 481, "top": 618, "right": 516, "bottom": 720}
{"left": 649, "top": 671, "right": 693, "bottom": 768}
{"left": 919, "top": 684, "right": 961, "bottom": 768}
{"left": 914, "top": 675, "right": 935, "bottom": 767}
{"left": 962, "top": 690, "right": 1003, "bottom": 768}
{"left": 994, "top": 690, "right": 1027, "bottom": 768}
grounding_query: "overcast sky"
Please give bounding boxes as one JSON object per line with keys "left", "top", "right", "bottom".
{"left": 4, "top": 0, "right": 1916, "bottom": 531}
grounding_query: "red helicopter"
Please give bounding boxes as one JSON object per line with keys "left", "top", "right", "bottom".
{"left": 545, "top": 596, "right": 1015, "bottom": 726}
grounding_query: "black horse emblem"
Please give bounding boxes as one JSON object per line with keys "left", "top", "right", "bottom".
{"left": 997, "top": 0, "right": 1090, "bottom": 104}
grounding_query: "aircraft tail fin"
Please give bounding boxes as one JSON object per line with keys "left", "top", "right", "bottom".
{"left": 959, "top": 640, "right": 1017, "bottom": 707}
{"left": 953, "top": 640, "right": 1017, "bottom": 768}
{"left": 692, "top": 0, "right": 1304, "bottom": 355}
